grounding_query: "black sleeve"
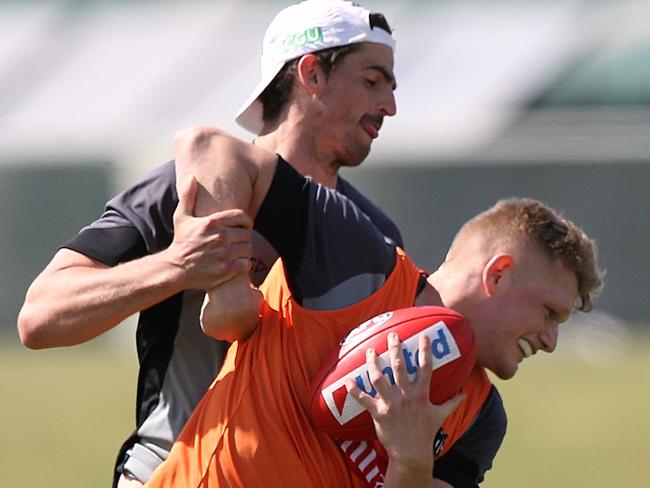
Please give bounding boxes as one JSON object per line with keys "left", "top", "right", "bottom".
{"left": 336, "top": 177, "right": 404, "bottom": 249}
{"left": 253, "top": 156, "right": 310, "bottom": 279}
{"left": 62, "top": 161, "right": 177, "bottom": 266}
{"left": 255, "top": 157, "right": 396, "bottom": 309}
{"left": 433, "top": 386, "right": 507, "bottom": 487}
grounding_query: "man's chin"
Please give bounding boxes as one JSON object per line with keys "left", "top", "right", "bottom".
{"left": 343, "top": 144, "right": 371, "bottom": 167}
{"left": 486, "top": 362, "right": 518, "bottom": 381}
{"left": 339, "top": 159, "right": 364, "bottom": 168}
{"left": 336, "top": 154, "right": 367, "bottom": 168}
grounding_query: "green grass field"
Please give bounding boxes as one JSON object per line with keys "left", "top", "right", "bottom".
{"left": 1, "top": 330, "right": 648, "bottom": 487}
{"left": 483, "top": 335, "right": 650, "bottom": 488}
{"left": 0, "top": 336, "right": 137, "bottom": 488}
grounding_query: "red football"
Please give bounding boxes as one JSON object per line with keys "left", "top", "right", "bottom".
{"left": 308, "top": 306, "right": 477, "bottom": 440}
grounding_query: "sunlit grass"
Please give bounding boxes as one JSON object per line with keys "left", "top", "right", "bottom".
{"left": 1, "top": 329, "right": 648, "bottom": 487}
{"left": 484, "top": 331, "right": 650, "bottom": 488}
{"left": 0, "top": 336, "right": 137, "bottom": 488}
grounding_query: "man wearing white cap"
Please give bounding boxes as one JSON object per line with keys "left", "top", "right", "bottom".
{"left": 144, "top": 0, "right": 515, "bottom": 484}
{"left": 141, "top": 118, "right": 599, "bottom": 485}
{"left": 232, "top": 0, "right": 399, "bottom": 193}
{"left": 18, "top": 1, "right": 404, "bottom": 487}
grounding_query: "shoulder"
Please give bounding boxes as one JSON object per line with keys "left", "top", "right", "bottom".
{"left": 337, "top": 177, "right": 403, "bottom": 248}
{"left": 111, "top": 160, "right": 177, "bottom": 215}
{"left": 256, "top": 159, "right": 397, "bottom": 309}
{"left": 65, "top": 161, "right": 177, "bottom": 262}
{"left": 114, "top": 160, "right": 177, "bottom": 205}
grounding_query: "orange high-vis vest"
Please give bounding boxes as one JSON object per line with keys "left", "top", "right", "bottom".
{"left": 145, "top": 249, "right": 491, "bottom": 487}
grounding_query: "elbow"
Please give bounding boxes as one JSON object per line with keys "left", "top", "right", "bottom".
{"left": 17, "top": 306, "right": 49, "bottom": 349}
{"left": 173, "top": 125, "right": 222, "bottom": 145}
{"left": 200, "top": 307, "right": 261, "bottom": 343}
{"left": 173, "top": 126, "right": 223, "bottom": 163}
{"left": 199, "top": 287, "right": 263, "bottom": 342}
{"left": 201, "top": 318, "right": 259, "bottom": 343}
{"left": 173, "top": 125, "right": 259, "bottom": 183}
{"left": 173, "top": 126, "right": 225, "bottom": 187}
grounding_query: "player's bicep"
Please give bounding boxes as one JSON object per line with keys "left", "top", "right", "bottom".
{"left": 48, "top": 248, "right": 109, "bottom": 272}
{"left": 22, "top": 249, "right": 109, "bottom": 313}
{"left": 63, "top": 223, "right": 147, "bottom": 266}
{"left": 64, "top": 160, "right": 176, "bottom": 264}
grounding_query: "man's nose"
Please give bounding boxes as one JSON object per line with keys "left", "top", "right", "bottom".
{"left": 379, "top": 89, "right": 397, "bottom": 117}
{"left": 540, "top": 325, "right": 559, "bottom": 353}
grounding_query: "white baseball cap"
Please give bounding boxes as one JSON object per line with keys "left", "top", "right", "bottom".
{"left": 235, "top": 0, "right": 396, "bottom": 134}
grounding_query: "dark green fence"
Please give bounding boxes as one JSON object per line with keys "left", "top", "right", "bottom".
{"left": 343, "top": 160, "right": 650, "bottom": 325}
{"left": 0, "top": 163, "right": 112, "bottom": 332}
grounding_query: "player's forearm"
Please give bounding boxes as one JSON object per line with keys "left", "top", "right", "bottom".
{"left": 173, "top": 126, "right": 276, "bottom": 339}
{"left": 384, "top": 457, "right": 433, "bottom": 488}
{"left": 384, "top": 460, "right": 455, "bottom": 487}
{"left": 17, "top": 249, "right": 187, "bottom": 349}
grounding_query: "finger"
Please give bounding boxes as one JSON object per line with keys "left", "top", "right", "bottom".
{"left": 227, "top": 228, "right": 253, "bottom": 246}
{"left": 207, "top": 228, "right": 252, "bottom": 249}
{"left": 205, "top": 270, "right": 239, "bottom": 291}
{"left": 226, "top": 243, "right": 254, "bottom": 262}
{"left": 176, "top": 175, "right": 198, "bottom": 218}
{"left": 366, "top": 348, "right": 393, "bottom": 399}
{"left": 207, "top": 209, "right": 254, "bottom": 231}
{"left": 208, "top": 258, "right": 253, "bottom": 289}
{"left": 345, "top": 378, "right": 376, "bottom": 412}
{"left": 233, "top": 257, "right": 253, "bottom": 274}
{"left": 436, "top": 393, "right": 466, "bottom": 420}
{"left": 387, "top": 332, "right": 409, "bottom": 390}
{"left": 416, "top": 333, "right": 433, "bottom": 390}
{"left": 204, "top": 229, "right": 251, "bottom": 250}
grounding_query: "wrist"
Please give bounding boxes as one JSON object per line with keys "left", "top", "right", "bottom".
{"left": 201, "top": 274, "right": 262, "bottom": 341}
{"left": 140, "top": 249, "right": 179, "bottom": 291}
{"left": 385, "top": 455, "right": 432, "bottom": 488}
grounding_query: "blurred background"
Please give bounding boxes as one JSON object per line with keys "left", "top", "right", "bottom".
{"left": 1, "top": 0, "right": 648, "bottom": 486}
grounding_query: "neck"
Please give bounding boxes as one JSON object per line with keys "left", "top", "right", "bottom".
{"left": 414, "top": 277, "right": 444, "bottom": 307}
{"left": 255, "top": 120, "right": 340, "bottom": 188}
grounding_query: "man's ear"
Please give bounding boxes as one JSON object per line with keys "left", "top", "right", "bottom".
{"left": 296, "top": 54, "right": 325, "bottom": 95}
{"left": 482, "top": 254, "right": 513, "bottom": 296}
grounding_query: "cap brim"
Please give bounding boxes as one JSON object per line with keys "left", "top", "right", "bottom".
{"left": 235, "top": 61, "right": 285, "bottom": 134}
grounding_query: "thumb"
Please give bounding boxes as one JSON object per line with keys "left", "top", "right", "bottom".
{"left": 436, "top": 393, "right": 466, "bottom": 420}
{"left": 176, "top": 175, "right": 198, "bottom": 218}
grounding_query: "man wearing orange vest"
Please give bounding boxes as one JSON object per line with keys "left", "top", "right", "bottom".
{"left": 143, "top": 126, "right": 603, "bottom": 488}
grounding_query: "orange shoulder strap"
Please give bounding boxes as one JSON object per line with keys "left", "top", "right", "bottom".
{"left": 436, "top": 366, "right": 492, "bottom": 458}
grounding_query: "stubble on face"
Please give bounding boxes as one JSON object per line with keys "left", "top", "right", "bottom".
{"left": 316, "top": 43, "right": 395, "bottom": 169}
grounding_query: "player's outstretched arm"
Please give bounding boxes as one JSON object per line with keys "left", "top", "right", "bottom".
{"left": 172, "top": 125, "right": 278, "bottom": 341}
{"left": 17, "top": 175, "right": 253, "bottom": 349}
{"left": 346, "top": 333, "right": 465, "bottom": 488}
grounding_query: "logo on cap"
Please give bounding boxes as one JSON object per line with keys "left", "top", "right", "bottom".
{"left": 282, "top": 26, "right": 324, "bottom": 52}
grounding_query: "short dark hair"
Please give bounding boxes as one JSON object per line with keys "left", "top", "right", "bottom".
{"left": 258, "top": 43, "right": 362, "bottom": 124}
